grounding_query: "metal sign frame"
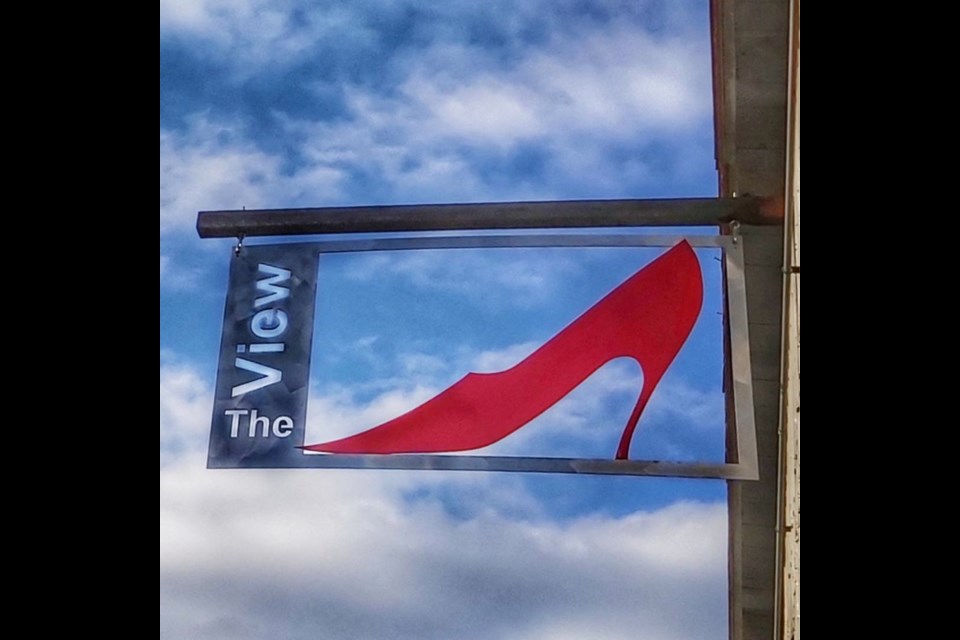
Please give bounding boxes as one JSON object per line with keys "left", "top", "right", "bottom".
{"left": 208, "top": 231, "right": 758, "bottom": 479}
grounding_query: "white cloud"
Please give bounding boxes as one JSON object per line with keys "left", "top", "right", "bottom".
{"left": 160, "top": 0, "right": 220, "bottom": 34}
{"left": 344, "top": 250, "right": 583, "bottom": 307}
{"left": 395, "top": 25, "right": 710, "bottom": 147}
{"left": 261, "top": 10, "right": 714, "bottom": 202}
{"left": 400, "top": 352, "right": 449, "bottom": 377}
{"left": 159, "top": 248, "right": 205, "bottom": 290}
{"left": 470, "top": 341, "right": 540, "bottom": 372}
{"left": 159, "top": 3, "right": 714, "bottom": 285}
{"left": 308, "top": 382, "right": 444, "bottom": 444}
{"left": 159, "top": 118, "right": 345, "bottom": 237}
{"left": 160, "top": 0, "right": 376, "bottom": 72}
{"left": 161, "top": 345, "right": 726, "bottom": 638}
{"left": 160, "top": 124, "right": 273, "bottom": 235}
{"left": 647, "top": 379, "right": 724, "bottom": 429}
{"left": 160, "top": 453, "right": 727, "bottom": 640}
{"left": 404, "top": 74, "right": 548, "bottom": 146}
{"left": 160, "top": 357, "right": 213, "bottom": 463}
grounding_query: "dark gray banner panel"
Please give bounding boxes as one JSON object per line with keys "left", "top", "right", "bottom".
{"left": 208, "top": 244, "right": 320, "bottom": 468}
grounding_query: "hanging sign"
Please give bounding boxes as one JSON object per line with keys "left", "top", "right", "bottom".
{"left": 206, "top": 235, "right": 757, "bottom": 478}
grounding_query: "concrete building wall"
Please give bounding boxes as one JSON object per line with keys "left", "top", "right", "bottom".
{"left": 712, "top": 0, "right": 797, "bottom": 638}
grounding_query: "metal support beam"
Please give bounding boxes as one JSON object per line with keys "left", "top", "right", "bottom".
{"left": 197, "top": 196, "right": 776, "bottom": 238}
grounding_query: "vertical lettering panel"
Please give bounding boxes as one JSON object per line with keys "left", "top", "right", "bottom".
{"left": 208, "top": 244, "right": 320, "bottom": 468}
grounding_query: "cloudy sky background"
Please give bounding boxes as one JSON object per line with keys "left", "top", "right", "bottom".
{"left": 160, "top": 1, "right": 729, "bottom": 638}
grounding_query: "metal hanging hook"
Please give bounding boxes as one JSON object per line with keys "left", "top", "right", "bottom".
{"left": 729, "top": 220, "right": 741, "bottom": 244}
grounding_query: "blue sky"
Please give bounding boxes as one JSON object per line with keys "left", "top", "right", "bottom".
{"left": 160, "top": 2, "right": 728, "bottom": 638}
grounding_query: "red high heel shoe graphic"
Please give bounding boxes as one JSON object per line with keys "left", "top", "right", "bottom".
{"left": 304, "top": 240, "right": 703, "bottom": 459}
